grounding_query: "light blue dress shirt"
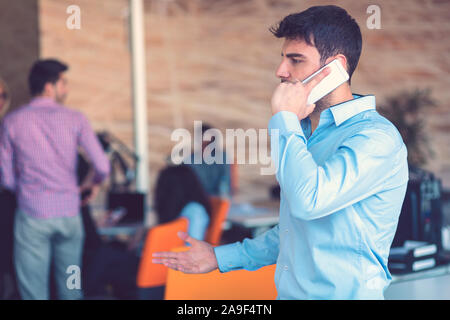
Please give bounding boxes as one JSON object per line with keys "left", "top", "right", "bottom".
{"left": 180, "top": 201, "right": 210, "bottom": 241}
{"left": 214, "top": 94, "right": 409, "bottom": 299}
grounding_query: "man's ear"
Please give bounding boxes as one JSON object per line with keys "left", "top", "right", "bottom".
{"left": 325, "top": 54, "right": 348, "bottom": 72}
{"left": 43, "top": 82, "right": 55, "bottom": 97}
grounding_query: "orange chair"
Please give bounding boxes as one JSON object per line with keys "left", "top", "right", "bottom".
{"left": 136, "top": 217, "right": 188, "bottom": 299}
{"left": 164, "top": 248, "right": 277, "bottom": 300}
{"left": 205, "top": 197, "right": 230, "bottom": 246}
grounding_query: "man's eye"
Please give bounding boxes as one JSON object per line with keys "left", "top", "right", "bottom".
{"left": 291, "top": 59, "right": 303, "bottom": 65}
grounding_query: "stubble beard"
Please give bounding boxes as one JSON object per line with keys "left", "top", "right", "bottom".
{"left": 311, "top": 94, "right": 331, "bottom": 117}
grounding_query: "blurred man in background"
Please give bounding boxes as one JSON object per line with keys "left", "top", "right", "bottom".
{"left": 0, "top": 59, "right": 110, "bottom": 300}
{"left": 186, "top": 123, "right": 231, "bottom": 198}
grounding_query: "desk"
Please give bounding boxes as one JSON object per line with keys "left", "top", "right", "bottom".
{"left": 226, "top": 201, "right": 280, "bottom": 237}
{"left": 92, "top": 205, "right": 156, "bottom": 238}
{"left": 385, "top": 264, "right": 450, "bottom": 299}
{"left": 97, "top": 223, "right": 142, "bottom": 237}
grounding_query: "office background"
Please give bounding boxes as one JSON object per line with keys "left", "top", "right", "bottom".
{"left": 0, "top": 0, "right": 449, "bottom": 300}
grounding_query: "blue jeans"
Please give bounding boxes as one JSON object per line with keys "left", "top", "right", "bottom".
{"left": 14, "top": 209, "right": 84, "bottom": 300}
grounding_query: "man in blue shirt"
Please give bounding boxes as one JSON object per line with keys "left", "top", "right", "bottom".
{"left": 187, "top": 123, "right": 231, "bottom": 198}
{"left": 153, "top": 5, "right": 409, "bottom": 299}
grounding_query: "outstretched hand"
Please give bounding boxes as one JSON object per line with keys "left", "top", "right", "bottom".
{"left": 152, "top": 231, "right": 219, "bottom": 274}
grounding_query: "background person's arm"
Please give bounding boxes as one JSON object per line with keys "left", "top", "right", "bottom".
{"left": 77, "top": 113, "right": 110, "bottom": 185}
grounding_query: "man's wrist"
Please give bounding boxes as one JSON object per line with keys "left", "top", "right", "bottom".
{"left": 272, "top": 107, "right": 294, "bottom": 116}
{"left": 268, "top": 111, "right": 303, "bottom": 135}
{"left": 211, "top": 246, "right": 219, "bottom": 271}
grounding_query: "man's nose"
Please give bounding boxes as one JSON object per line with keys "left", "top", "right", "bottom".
{"left": 276, "top": 61, "right": 290, "bottom": 80}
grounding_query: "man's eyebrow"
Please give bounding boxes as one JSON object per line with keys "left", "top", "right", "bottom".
{"left": 282, "top": 53, "right": 307, "bottom": 59}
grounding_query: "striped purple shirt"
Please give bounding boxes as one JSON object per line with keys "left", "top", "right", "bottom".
{"left": 0, "top": 97, "right": 110, "bottom": 219}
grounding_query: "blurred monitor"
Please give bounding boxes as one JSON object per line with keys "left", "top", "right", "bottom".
{"left": 106, "top": 191, "right": 145, "bottom": 225}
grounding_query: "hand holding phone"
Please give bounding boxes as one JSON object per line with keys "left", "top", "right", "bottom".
{"left": 271, "top": 59, "right": 349, "bottom": 119}
{"left": 271, "top": 66, "right": 330, "bottom": 118}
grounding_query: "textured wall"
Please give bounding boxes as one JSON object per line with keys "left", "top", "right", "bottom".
{"left": 0, "top": 0, "right": 40, "bottom": 110}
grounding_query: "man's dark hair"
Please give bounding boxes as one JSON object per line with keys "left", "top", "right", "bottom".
{"left": 270, "top": 5, "right": 362, "bottom": 80}
{"left": 28, "top": 59, "right": 68, "bottom": 96}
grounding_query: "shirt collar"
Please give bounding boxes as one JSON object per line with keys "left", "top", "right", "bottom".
{"left": 328, "top": 94, "right": 376, "bottom": 126}
{"left": 29, "top": 96, "right": 60, "bottom": 108}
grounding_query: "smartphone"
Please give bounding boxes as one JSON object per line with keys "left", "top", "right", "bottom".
{"left": 302, "top": 59, "right": 349, "bottom": 105}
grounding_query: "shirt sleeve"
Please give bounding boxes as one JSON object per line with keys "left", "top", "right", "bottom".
{"left": 77, "top": 114, "right": 110, "bottom": 184}
{"left": 179, "top": 202, "right": 210, "bottom": 241}
{"left": 0, "top": 121, "right": 16, "bottom": 191}
{"left": 214, "top": 224, "right": 279, "bottom": 272}
{"left": 268, "top": 111, "right": 408, "bottom": 221}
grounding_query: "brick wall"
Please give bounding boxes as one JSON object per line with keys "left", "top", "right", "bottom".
{"left": 2, "top": 0, "right": 449, "bottom": 201}
{"left": 0, "top": 0, "right": 39, "bottom": 110}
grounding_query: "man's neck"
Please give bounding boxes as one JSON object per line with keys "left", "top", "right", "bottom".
{"left": 33, "top": 94, "right": 54, "bottom": 101}
{"left": 309, "top": 83, "right": 354, "bottom": 134}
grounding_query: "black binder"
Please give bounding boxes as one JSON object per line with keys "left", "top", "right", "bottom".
{"left": 389, "top": 240, "right": 437, "bottom": 261}
{"left": 388, "top": 240, "right": 438, "bottom": 274}
{"left": 388, "top": 257, "right": 436, "bottom": 274}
